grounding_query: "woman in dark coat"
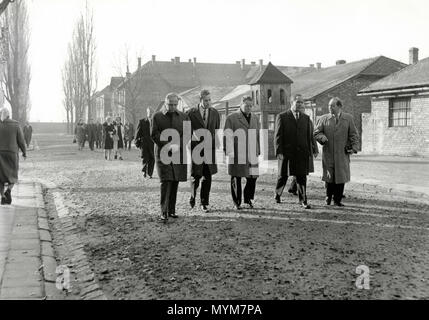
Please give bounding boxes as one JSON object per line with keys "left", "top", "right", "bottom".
{"left": 0, "top": 107, "right": 26, "bottom": 205}
{"left": 103, "top": 116, "right": 115, "bottom": 160}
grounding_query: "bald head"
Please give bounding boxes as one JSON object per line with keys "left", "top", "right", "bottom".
{"left": 0, "top": 107, "right": 10, "bottom": 121}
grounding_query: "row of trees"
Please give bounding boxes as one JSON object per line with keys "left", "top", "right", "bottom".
{"left": 62, "top": 3, "right": 97, "bottom": 134}
{"left": 0, "top": 0, "right": 31, "bottom": 124}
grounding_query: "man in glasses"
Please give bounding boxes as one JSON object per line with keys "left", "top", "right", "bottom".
{"left": 224, "top": 95, "right": 260, "bottom": 210}
{"left": 274, "top": 94, "right": 317, "bottom": 209}
{"left": 151, "top": 93, "right": 190, "bottom": 222}
{"left": 186, "top": 89, "right": 220, "bottom": 213}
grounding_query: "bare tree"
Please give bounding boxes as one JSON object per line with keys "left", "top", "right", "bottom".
{"left": 77, "top": 2, "right": 97, "bottom": 121}
{"left": 61, "top": 1, "right": 97, "bottom": 132}
{"left": 1, "top": 0, "right": 31, "bottom": 124}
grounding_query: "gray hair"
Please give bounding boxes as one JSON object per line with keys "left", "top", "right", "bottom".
{"left": 329, "top": 97, "right": 343, "bottom": 108}
{"left": 165, "top": 92, "right": 180, "bottom": 103}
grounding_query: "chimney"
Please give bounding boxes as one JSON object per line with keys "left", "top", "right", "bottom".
{"left": 309, "top": 64, "right": 315, "bottom": 68}
{"left": 236, "top": 61, "right": 241, "bottom": 65}
{"left": 174, "top": 56, "right": 180, "bottom": 64}
{"left": 171, "top": 58, "right": 175, "bottom": 63}
{"left": 126, "top": 64, "right": 131, "bottom": 79}
{"left": 193, "top": 57, "right": 197, "bottom": 67}
{"left": 409, "top": 47, "right": 419, "bottom": 64}
{"left": 151, "top": 55, "right": 156, "bottom": 63}
{"left": 251, "top": 61, "right": 256, "bottom": 66}
{"left": 259, "top": 59, "right": 263, "bottom": 67}
{"left": 188, "top": 58, "right": 192, "bottom": 63}
{"left": 316, "top": 62, "right": 322, "bottom": 69}
{"left": 336, "top": 60, "right": 346, "bottom": 65}
{"left": 241, "top": 58, "right": 245, "bottom": 70}
{"left": 137, "top": 57, "right": 141, "bottom": 69}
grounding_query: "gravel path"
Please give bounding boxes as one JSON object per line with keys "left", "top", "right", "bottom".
{"left": 20, "top": 134, "right": 429, "bottom": 300}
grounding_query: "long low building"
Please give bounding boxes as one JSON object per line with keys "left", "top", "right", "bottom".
{"left": 358, "top": 49, "right": 429, "bottom": 157}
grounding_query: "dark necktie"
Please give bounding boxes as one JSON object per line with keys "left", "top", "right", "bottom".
{"left": 203, "top": 108, "right": 206, "bottom": 122}
{"left": 296, "top": 112, "right": 299, "bottom": 121}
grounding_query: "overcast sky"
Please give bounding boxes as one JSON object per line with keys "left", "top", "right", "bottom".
{"left": 27, "top": 0, "right": 429, "bottom": 122}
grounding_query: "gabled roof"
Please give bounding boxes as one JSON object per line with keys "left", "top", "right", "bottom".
{"left": 249, "top": 62, "right": 293, "bottom": 85}
{"left": 120, "top": 59, "right": 311, "bottom": 93}
{"left": 291, "top": 56, "right": 407, "bottom": 100}
{"left": 359, "top": 57, "right": 429, "bottom": 94}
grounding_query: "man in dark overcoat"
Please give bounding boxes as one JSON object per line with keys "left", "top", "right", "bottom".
{"left": 151, "top": 93, "right": 190, "bottom": 222}
{"left": 314, "top": 97, "right": 359, "bottom": 206}
{"left": 0, "top": 107, "right": 26, "bottom": 205}
{"left": 186, "top": 89, "right": 220, "bottom": 212}
{"left": 136, "top": 108, "right": 155, "bottom": 178}
{"left": 223, "top": 95, "right": 260, "bottom": 210}
{"left": 274, "top": 94, "right": 317, "bottom": 209}
{"left": 87, "top": 118, "right": 97, "bottom": 151}
{"left": 23, "top": 121, "right": 33, "bottom": 148}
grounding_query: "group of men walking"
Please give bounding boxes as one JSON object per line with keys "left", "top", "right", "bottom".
{"left": 135, "top": 90, "right": 359, "bottom": 222}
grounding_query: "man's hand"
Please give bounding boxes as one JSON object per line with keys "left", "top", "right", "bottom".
{"left": 169, "top": 144, "right": 180, "bottom": 153}
{"left": 277, "top": 154, "right": 284, "bottom": 160}
{"left": 313, "top": 152, "right": 319, "bottom": 159}
{"left": 319, "top": 136, "right": 328, "bottom": 144}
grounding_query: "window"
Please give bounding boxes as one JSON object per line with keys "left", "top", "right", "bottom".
{"left": 389, "top": 98, "right": 411, "bottom": 127}
{"left": 268, "top": 114, "right": 276, "bottom": 131}
{"left": 256, "top": 90, "right": 259, "bottom": 105}
{"left": 267, "top": 89, "right": 272, "bottom": 103}
{"left": 280, "top": 89, "right": 285, "bottom": 105}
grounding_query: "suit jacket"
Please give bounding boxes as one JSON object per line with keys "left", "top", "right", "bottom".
{"left": 0, "top": 118, "right": 26, "bottom": 155}
{"left": 314, "top": 112, "right": 359, "bottom": 184}
{"left": 186, "top": 105, "right": 220, "bottom": 176}
{"left": 151, "top": 107, "right": 190, "bottom": 182}
{"left": 223, "top": 109, "right": 260, "bottom": 177}
{"left": 274, "top": 110, "right": 313, "bottom": 177}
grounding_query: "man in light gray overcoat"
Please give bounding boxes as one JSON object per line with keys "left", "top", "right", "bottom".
{"left": 314, "top": 97, "right": 359, "bottom": 206}
{"left": 223, "top": 95, "right": 260, "bottom": 210}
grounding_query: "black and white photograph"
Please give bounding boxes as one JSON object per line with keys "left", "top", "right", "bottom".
{"left": 0, "top": 0, "right": 428, "bottom": 310}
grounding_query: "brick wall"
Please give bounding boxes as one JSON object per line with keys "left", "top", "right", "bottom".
{"left": 313, "top": 76, "right": 381, "bottom": 150}
{"left": 362, "top": 94, "right": 429, "bottom": 157}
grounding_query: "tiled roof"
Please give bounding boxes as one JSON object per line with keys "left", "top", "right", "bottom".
{"left": 249, "top": 62, "right": 293, "bottom": 85}
{"left": 359, "top": 57, "right": 429, "bottom": 93}
{"left": 123, "top": 59, "right": 311, "bottom": 92}
{"left": 291, "top": 56, "right": 407, "bottom": 100}
{"left": 179, "top": 85, "right": 236, "bottom": 109}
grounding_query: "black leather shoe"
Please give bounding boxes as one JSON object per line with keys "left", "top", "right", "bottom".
{"left": 168, "top": 213, "right": 178, "bottom": 218}
{"left": 244, "top": 200, "right": 254, "bottom": 209}
{"left": 275, "top": 195, "right": 281, "bottom": 203}
{"left": 189, "top": 197, "right": 195, "bottom": 209}
{"left": 334, "top": 202, "right": 345, "bottom": 207}
{"left": 325, "top": 196, "right": 332, "bottom": 205}
{"left": 200, "top": 205, "right": 209, "bottom": 213}
{"left": 234, "top": 204, "right": 241, "bottom": 210}
{"left": 301, "top": 202, "right": 311, "bottom": 209}
{"left": 158, "top": 213, "right": 168, "bottom": 222}
{"left": 4, "top": 189, "right": 11, "bottom": 205}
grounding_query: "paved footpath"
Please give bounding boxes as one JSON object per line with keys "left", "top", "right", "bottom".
{"left": 0, "top": 181, "right": 63, "bottom": 300}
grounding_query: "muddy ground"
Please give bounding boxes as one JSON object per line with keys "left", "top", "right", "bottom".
{"left": 21, "top": 134, "right": 429, "bottom": 299}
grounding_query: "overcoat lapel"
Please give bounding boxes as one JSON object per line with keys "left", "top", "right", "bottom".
{"left": 237, "top": 110, "right": 250, "bottom": 129}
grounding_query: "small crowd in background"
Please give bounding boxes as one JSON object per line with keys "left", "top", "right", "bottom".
{"left": 74, "top": 117, "right": 135, "bottom": 161}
